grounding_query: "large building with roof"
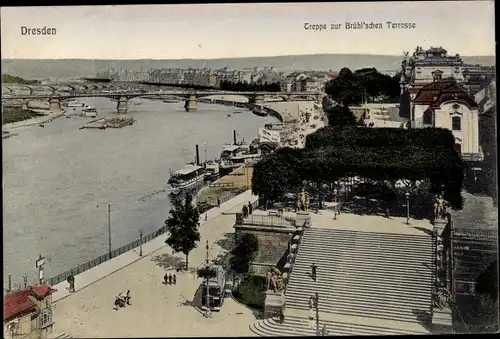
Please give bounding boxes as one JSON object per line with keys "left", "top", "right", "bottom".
{"left": 410, "top": 71, "right": 482, "bottom": 161}
{"left": 4, "top": 285, "right": 57, "bottom": 339}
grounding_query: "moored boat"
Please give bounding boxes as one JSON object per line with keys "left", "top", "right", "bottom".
{"left": 168, "top": 164, "right": 206, "bottom": 193}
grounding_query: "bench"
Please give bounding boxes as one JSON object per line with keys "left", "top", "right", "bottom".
{"left": 292, "top": 235, "right": 301, "bottom": 242}
{"left": 290, "top": 244, "right": 298, "bottom": 252}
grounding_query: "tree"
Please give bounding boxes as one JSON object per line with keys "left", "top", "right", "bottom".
{"left": 165, "top": 193, "right": 201, "bottom": 270}
{"left": 230, "top": 233, "right": 259, "bottom": 275}
{"left": 324, "top": 105, "right": 356, "bottom": 127}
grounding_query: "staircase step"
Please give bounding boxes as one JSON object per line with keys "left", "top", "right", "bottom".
{"left": 273, "top": 315, "right": 427, "bottom": 335}
{"left": 297, "top": 251, "right": 431, "bottom": 263}
{"left": 291, "top": 261, "right": 433, "bottom": 274}
{"left": 306, "top": 229, "right": 431, "bottom": 242}
{"left": 285, "top": 294, "right": 430, "bottom": 314}
{"left": 288, "top": 304, "right": 430, "bottom": 323}
{"left": 301, "top": 236, "right": 431, "bottom": 250}
{"left": 285, "top": 287, "right": 431, "bottom": 306}
{"left": 288, "top": 268, "right": 432, "bottom": 288}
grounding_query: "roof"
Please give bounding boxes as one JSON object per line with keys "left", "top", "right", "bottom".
{"left": 174, "top": 165, "right": 203, "bottom": 176}
{"left": 221, "top": 145, "right": 240, "bottom": 152}
{"left": 4, "top": 285, "right": 56, "bottom": 322}
{"left": 413, "top": 80, "right": 478, "bottom": 109}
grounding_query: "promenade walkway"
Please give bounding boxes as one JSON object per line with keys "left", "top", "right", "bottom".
{"left": 51, "top": 190, "right": 259, "bottom": 337}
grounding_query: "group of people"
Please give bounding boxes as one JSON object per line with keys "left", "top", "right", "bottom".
{"left": 164, "top": 272, "right": 177, "bottom": 285}
{"left": 114, "top": 290, "right": 132, "bottom": 310}
{"left": 241, "top": 201, "right": 254, "bottom": 218}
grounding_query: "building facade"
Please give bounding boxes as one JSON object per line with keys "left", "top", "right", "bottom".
{"left": 4, "top": 285, "right": 57, "bottom": 339}
{"left": 410, "top": 75, "right": 482, "bottom": 161}
{"left": 401, "top": 46, "right": 465, "bottom": 99}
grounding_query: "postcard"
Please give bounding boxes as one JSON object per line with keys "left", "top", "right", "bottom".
{"left": 1, "top": 2, "right": 497, "bottom": 337}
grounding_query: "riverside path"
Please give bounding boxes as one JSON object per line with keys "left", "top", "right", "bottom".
{"left": 51, "top": 190, "right": 259, "bottom": 338}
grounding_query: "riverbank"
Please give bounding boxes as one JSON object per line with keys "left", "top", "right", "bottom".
{"left": 2, "top": 106, "right": 45, "bottom": 125}
{"left": 2, "top": 108, "right": 65, "bottom": 131}
{"left": 196, "top": 165, "right": 253, "bottom": 206}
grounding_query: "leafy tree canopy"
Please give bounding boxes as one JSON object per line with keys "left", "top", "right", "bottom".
{"left": 253, "top": 127, "right": 464, "bottom": 209}
{"left": 305, "top": 126, "right": 457, "bottom": 150}
{"left": 165, "top": 194, "right": 201, "bottom": 270}
{"left": 325, "top": 67, "right": 400, "bottom": 105}
{"left": 230, "top": 234, "right": 259, "bottom": 275}
{"left": 2, "top": 74, "right": 40, "bottom": 85}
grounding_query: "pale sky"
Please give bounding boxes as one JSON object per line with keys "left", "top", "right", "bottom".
{"left": 1, "top": 2, "right": 495, "bottom": 59}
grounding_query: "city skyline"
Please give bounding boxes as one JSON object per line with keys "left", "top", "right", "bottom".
{"left": 1, "top": 1, "right": 495, "bottom": 60}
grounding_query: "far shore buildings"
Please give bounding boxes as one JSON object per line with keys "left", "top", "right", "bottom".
{"left": 4, "top": 285, "right": 57, "bottom": 339}
{"left": 280, "top": 72, "right": 323, "bottom": 93}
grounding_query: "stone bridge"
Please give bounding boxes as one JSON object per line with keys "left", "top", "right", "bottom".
{"left": 3, "top": 91, "right": 324, "bottom": 113}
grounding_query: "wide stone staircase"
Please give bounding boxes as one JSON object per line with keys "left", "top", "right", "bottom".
{"left": 250, "top": 228, "right": 434, "bottom": 336}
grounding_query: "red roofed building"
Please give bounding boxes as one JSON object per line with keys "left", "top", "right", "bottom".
{"left": 4, "top": 285, "right": 57, "bottom": 339}
{"left": 410, "top": 73, "right": 482, "bottom": 162}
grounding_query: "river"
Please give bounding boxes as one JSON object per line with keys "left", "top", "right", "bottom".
{"left": 2, "top": 97, "right": 278, "bottom": 286}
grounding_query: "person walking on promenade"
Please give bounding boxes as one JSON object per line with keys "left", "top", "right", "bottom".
{"left": 168, "top": 273, "right": 172, "bottom": 285}
{"left": 242, "top": 205, "right": 249, "bottom": 218}
{"left": 164, "top": 273, "right": 169, "bottom": 285}
{"left": 310, "top": 263, "right": 318, "bottom": 282}
{"left": 217, "top": 198, "right": 221, "bottom": 208}
{"left": 173, "top": 274, "right": 177, "bottom": 285}
{"left": 248, "top": 201, "right": 253, "bottom": 215}
{"left": 125, "top": 290, "right": 132, "bottom": 305}
{"left": 67, "top": 275, "right": 75, "bottom": 293}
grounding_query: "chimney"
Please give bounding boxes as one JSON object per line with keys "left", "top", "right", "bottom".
{"left": 195, "top": 145, "right": 200, "bottom": 165}
{"left": 233, "top": 130, "right": 237, "bottom": 145}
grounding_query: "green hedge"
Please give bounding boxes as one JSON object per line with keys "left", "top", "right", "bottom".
{"left": 233, "top": 275, "right": 267, "bottom": 310}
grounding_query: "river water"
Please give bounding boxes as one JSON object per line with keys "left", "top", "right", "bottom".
{"left": 2, "top": 97, "right": 277, "bottom": 286}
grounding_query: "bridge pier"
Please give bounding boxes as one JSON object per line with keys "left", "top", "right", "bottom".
{"left": 184, "top": 94, "right": 198, "bottom": 112}
{"left": 48, "top": 98, "right": 62, "bottom": 112}
{"left": 117, "top": 96, "right": 128, "bottom": 114}
{"left": 248, "top": 94, "right": 265, "bottom": 109}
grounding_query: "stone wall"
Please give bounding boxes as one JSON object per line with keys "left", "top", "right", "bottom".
{"left": 234, "top": 223, "right": 296, "bottom": 276}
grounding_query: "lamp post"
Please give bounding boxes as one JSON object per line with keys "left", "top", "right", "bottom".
{"left": 333, "top": 189, "right": 338, "bottom": 220}
{"left": 405, "top": 192, "right": 410, "bottom": 225}
{"left": 245, "top": 164, "right": 249, "bottom": 190}
{"left": 139, "top": 229, "right": 143, "bottom": 256}
{"left": 315, "top": 292, "right": 320, "bottom": 336}
{"left": 108, "top": 203, "right": 112, "bottom": 258}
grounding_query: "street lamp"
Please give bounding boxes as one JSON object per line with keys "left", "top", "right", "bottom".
{"left": 405, "top": 192, "right": 410, "bottom": 225}
{"left": 139, "top": 229, "right": 143, "bottom": 256}
{"left": 315, "top": 292, "right": 320, "bottom": 336}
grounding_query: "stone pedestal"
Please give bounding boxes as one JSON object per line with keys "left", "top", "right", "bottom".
{"left": 296, "top": 211, "right": 311, "bottom": 228}
{"left": 116, "top": 96, "right": 128, "bottom": 114}
{"left": 185, "top": 94, "right": 198, "bottom": 112}
{"left": 431, "top": 307, "right": 453, "bottom": 333}
{"left": 434, "top": 217, "right": 447, "bottom": 236}
{"left": 48, "top": 98, "right": 61, "bottom": 112}
{"left": 264, "top": 291, "right": 285, "bottom": 318}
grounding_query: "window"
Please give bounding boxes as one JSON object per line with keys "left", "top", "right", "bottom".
{"left": 452, "top": 116, "right": 461, "bottom": 130}
{"left": 39, "top": 308, "right": 53, "bottom": 328}
{"left": 423, "top": 108, "right": 433, "bottom": 125}
{"left": 452, "top": 103, "right": 460, "bottom": 110}
{"left": 454, "top": 143, "right": 462, "bottom": 155}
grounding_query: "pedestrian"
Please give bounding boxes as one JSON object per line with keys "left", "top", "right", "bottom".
{"left": 242, "top": 205, "right": 248, "bottom": 218}
{"left": 311, "top": 262, "right": 318, "bottom": 282}
{"left": 164, "top": 272, "right": 169, "bottom": 285}
{"left": 217, "top": 198, "right": 221, "bottom": 208}
{"left": 67, "top": 275, "right": 75, "bottom": 292}
{"left": 125, "top": 290, "right": 132, "bottom": 305}
{"left": 173, "top": 274, "right": 177, "bottom": 285}
{"left": 248, "top": 201, "right": 253, "bottom": 215}
{"left": 168, "top": 273, "right": 172, "bottom": 285}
